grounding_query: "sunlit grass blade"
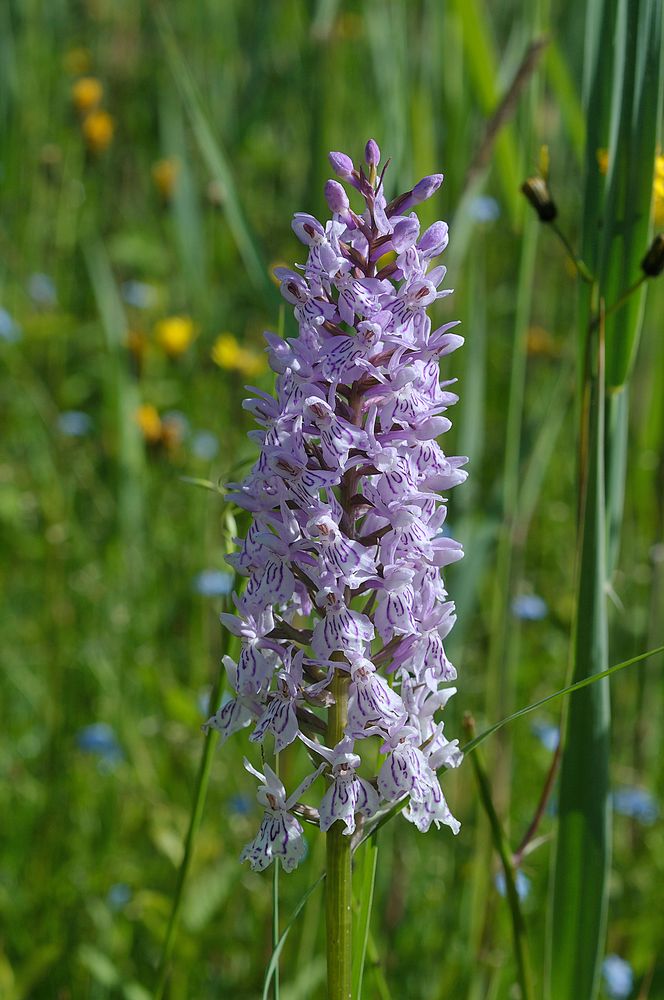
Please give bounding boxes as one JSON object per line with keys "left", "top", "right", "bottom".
{"left": 544, "top": 41, "right": 585, "bottom": 165}
{"left": 262, "top": 874, "right": 326, "bottom": 1000}
{"left": 351, "top": 833, "right": 379, "bottom": 1000}
{"left": 549, "top": 330, "right": 609, "bottom": 1000}
{"left": 154, "top": 4, "right": 276, "bottom": 307}
{"left": 464, "top": 717, "right": 534, "bottom": 1000}
{"left": 154, "top": 588, "right": 237, "bottom": 1000}
{"left": 83, "top": 238, "right": 144, "bottom": 557}
{"left": 601, "top": 0, "right": 663, "bottom": 390}
{"left": 449, "top": 0, "right": 521, "bottom": 221}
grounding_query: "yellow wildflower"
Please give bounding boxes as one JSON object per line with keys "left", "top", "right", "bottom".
{"left": 653, "top": 154, "right": 664, "bottom": 226}
{"left": 82, "top": 110, "right": 114, "bottom": 154}
{"left": 154, "top": 316, "right": 196, "bottom": 357}
{"left": 596, "top": 148, "right": 609, "bottom": 176}
{"left": 211, "top": 333, "right": 265, "bottom": 376}
{"left": 72, "top": 77, "right": 103, "bottom": 113}
{"left": 152, "top": 158, "right": 179, "bottom": 200}
{"left": 235, "top": 348, "right": 267, "bottom": 377}
{"left": 211, "top": 333, "right": 242, "bottom": 368}
{"left": 135, "top": 404, "right": 162, "bottom": 444}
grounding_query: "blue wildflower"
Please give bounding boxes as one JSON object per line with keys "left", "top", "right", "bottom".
{"left": 613, "top": 786, "right": 659, "bottom": 825}
{"left": 494, "top": 869, "right": 531, "bottom": 901}
{"left": 191, "top": 430, "right": 219, "bottom": 460}
{"left": 57, "top": 411, "right": 92, "bottom": 437}
{"left": 602, "top": 955, "right": 634, "bottom": 999}
{"left": 193, "top": 569, "right": 234, "bottom": 597}
{"left": 469, "top": 195, "right": 500, "bottom": 223}
{"left": 107, "top": 883, "right": 132, "bottom": 910}
{"left": 121, "top": 280, "right": 158, "bottom": 309}
{"left": 511, "top": 594, "right": 548, "bottom": 621}
{"left": 0, "top": 307, "right": 22, "bottom": 343}
{"left": 76, "top": 723, "right": 124, "bottom": 767}
{"left": 28, "top": 273, "right": 57, "bottom": 307}
{"left": 531, "top": 721, "right": 560, "bottom": 752}
{"left": 229, "top": 794, "right": 253, "bottom": 815}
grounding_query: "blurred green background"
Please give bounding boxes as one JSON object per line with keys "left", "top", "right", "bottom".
{"left": 1, "top": 1, "right": 663, "bottom": 998}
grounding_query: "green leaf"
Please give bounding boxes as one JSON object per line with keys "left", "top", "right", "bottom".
{"left": 601, "top": 0, "right": 663, "bottom": 388}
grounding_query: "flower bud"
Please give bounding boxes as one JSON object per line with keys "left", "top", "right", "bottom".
{"left": 365, "top": 139, "right": 381, "bottom": 167}
{"left": 641, "top": 233, "right": 664, "bottom": 277}
{"left": 418, "top": 221, "right": 449, "bottom": 257}
{"left": 520, "top": 176, "right": 557, "bottom": 222}
{"left": 329, "top": 151, "right": 356, "bottom": 182}
{"left": 324, "top": 179, "right": 350, "bottom": 216}
{"left": 412, "top": 173, "right": 444, "bottom": 204}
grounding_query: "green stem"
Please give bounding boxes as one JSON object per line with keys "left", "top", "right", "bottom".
{"left": 550, "top": 221, "right": 594, "bottom": 283}
{"left": 154, "top": 727, "right": 218, "bottom": 999}
{"left": 326, "top": 667, "right": 352, "bottom": 1000}
{"left": 154, "top": 627, "right": 230, "bottom": 1000}
{"left": 272, "top": 752, "right": 280, "bottom": 1000}
{"left": 464, "top": 715, "right": 535, "bottom": 1000}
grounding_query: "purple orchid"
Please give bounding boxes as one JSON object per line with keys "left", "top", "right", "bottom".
{"left": 208, "top": 140, "right": 467, "bottom": 871}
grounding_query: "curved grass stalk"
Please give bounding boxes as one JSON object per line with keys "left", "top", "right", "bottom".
{"left": 465, "top": 717, "right": 534, "bottom": 1000}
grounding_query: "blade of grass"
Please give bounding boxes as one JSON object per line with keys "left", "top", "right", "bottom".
{"left": 600, "top": 0, "right": 663, "bottom": 572}
{"left": 449, "top": 0, "right": 521, "bottom": 221}
{"left": 464, "top": 716, "right": 534, "bottom": 1000}
{"left": 262, "top": 874, "right": 326, "bottom": 1000}
{"left": 154, "top": 3, "right": 276, "bottom": 307}
{"left": 544, "top": 41, "right": 585, "bottom": 165}
{"left": 83, "top": 239, "right": 144, "bottom": 567}
{"left": 351, "top": 833, "right": 379, "bottom": 1000}
{"left": 154, "top": 583, "right": 237, "bottom": 1000}
{"left": 549, "top": 314, "right": 609, "bottom": 1000}
{"left": 600, "top": 0, "right": 663, "bottom": 390}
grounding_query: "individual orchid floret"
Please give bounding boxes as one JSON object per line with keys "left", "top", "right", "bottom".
{"left": 301, "top": 735, "right": 380, "bottom": 835}
{"left": 250, "top": 651, "right": 304, "bottom": 752}
{"left": 346, "top": 656, "right": 405, "bottom": 737}
{"left": 376, "top": 721, "right": 436, "bottom": 804}
{"left": 240, "top": 759, "right": 325, "bottom": 871}
{"left": 311, "top": 590, "right": 375, "bottom": 658}
{"left": 202, "top": 657, "right": 260, "bottom": 744}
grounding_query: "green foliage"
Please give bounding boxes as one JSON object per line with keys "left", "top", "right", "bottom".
{"left": 1, "top": 2, "right": 663, "bottom": 998}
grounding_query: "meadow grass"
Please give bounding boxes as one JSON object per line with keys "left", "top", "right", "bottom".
{"left": 1, "top": 2, "right": 663, "bottom": 998}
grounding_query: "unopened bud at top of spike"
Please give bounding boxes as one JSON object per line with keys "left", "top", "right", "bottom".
{"left": 365, "top": 139, "right": 381, "bottom": 167}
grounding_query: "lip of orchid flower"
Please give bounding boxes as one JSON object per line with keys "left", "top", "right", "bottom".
{"left": 216, "top": 140, "right": 466, "bottom": 872}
